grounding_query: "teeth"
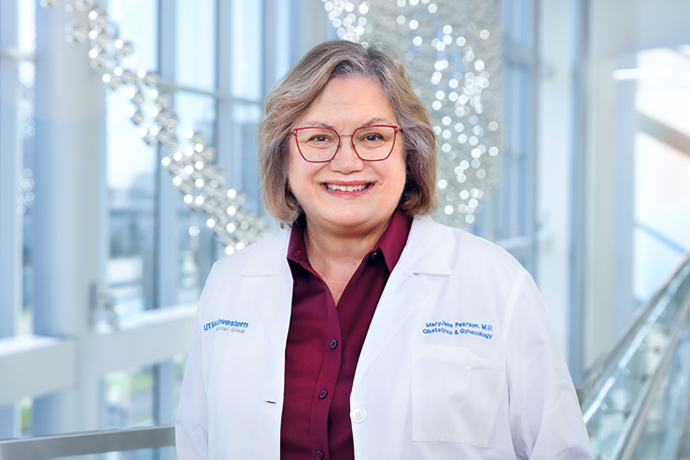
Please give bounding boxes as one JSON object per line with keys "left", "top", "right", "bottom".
{"left": 326, "top": 183, "right": 369, "bottom": 192}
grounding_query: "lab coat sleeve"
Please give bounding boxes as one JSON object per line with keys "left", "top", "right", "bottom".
{"left": 504, "top": 268, "right": 593, "bottom": 460}
{"left": 176, "top": 264, "right": 219, "bottom": 460}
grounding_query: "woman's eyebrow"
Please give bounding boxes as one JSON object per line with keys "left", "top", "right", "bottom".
{"left": 361, "top": 117, "right": 395, "bottom": 126}
{"left": 298, "top": 121, "right": 335, "bottom": 129}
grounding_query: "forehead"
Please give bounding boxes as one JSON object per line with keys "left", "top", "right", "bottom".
{"left": 297, "top": 76, "right": 397, "bottom": 127}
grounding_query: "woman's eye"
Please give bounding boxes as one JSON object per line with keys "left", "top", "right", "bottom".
{"left": 359, "top": 132, "right": 384, "bottom": 143}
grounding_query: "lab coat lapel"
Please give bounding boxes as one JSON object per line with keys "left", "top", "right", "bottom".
{"left": 242, "top": 229, "right": 293, "bottom": 376}
{"left": 353, "top": 217, "right": 452, "bottom": 393}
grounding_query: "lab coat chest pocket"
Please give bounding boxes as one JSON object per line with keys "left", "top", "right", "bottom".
{"left": 411, "top": 344, "right": 505, "bottom": 446}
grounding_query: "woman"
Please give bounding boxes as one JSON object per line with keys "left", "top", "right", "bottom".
{"left": 176, "top": 40, "right": 593, "bottom": 460}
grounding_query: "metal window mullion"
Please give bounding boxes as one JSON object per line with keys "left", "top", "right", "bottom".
{"left": 495, "top": 62, "right": 511, "bottom": 240}
{"left": 263, "top": 0, "right": 277, "bottom": 99}
{"left": 509, "top": 64, "right": 522, "bottom": 239}
{"left": 568, "top": 0, "right": 590, "bottom": 383}
{"left": 240, "top": 0, "right": 264, "bottom": 213}
{"left": 156, "top": 0, "right": 179, "bottom": 310}
{"left": 610, "top": 55, "right": 636, "bottom": 342}
{"left": 215, "top": 0, "right": 236, "bottom": 260}
{"left": 524, "top": 0, "right": 540, "bottom": 276}
{"left": 153, "top": 0, "right": 178, "bottom": 431}
{"left": 512, "top": 67, "right": 524, "bottom": 238}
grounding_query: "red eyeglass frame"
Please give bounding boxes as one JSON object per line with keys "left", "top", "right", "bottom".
{"left": 291, "top": 124, "right": 403, "bottom": 163}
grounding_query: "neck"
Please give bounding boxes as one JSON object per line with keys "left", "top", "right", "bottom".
{"left": 302, "top": 217, "right": 393, "bottom": 306}
{"left": 304, "top": 218, "right": 390, "bottom": 268}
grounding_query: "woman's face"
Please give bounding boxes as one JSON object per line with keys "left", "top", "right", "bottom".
{"left": 287, "top": 76, "right": 407, "bottom": 237}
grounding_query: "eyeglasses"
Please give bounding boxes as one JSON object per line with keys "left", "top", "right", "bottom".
{"left": 291, "top": 125, "right": 403, "bottom": 163}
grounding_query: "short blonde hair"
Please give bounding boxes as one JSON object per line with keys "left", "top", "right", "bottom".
{"left": 258, "top": 40, "right": 437, "bottom": 223}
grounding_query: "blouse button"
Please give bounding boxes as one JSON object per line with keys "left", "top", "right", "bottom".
{"left": 329, "top": 339, "right": 338, "bottom": 349}
{"left": 316, "top": 450, "right": 324, "bottom": 460}
{"left": 319, "top": 390, "right": 328, "bottom": 399}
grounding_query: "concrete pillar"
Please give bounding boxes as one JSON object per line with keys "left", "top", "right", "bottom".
{"left": 536, "top": 0, "right": 575, "bottom": 366}
{"left": 0, "top": 0, "right": 21, "bottom": 439}
{"left": 583, "top": 0, "right": 638, "bottom": 369}
{"left": 32, "top": 2, "right": 104, "bottom": 434}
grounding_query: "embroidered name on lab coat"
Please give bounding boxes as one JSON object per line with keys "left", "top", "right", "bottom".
{"left": 203, "top": 318, "right": 249, "bottom": 333}
{"left": 423, "top": 321, "right": 493, "bottom": 339}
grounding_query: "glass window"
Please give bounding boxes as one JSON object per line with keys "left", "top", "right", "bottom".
{"left": 232, "top": 103, "right": 263, "bottom": 212}
{"left": 106, "top": 90, "right": 157, "bottom": 316}
{"left": 105, "top": 365, "right": 155, "bottom": 428}
{"left": 176, "top": 206, "right": 214, "bottom": 304}
{"left": 172, "top": 353, "right": 188, "bottom": 415}
{"left": 474, "top": 0, "right": 536, "bottom": 273}
{"left": 172, "top": 92, "right": 217, "bottom": 304}
{"left": 109, "top": 0, "right": 158, "bottom": 72}
{"left": 176, "top": 0, "right": 216, "bottom": 90}
{"left": 175, "top": 92, "right": 216, "bottom": 142}
{"left": 106, "top": 0, "right": 159, "bottom": 316}
{"left": 633, "top": 47, "right": 690, "bottom": 303}
{"left": 20, "top": 398, "right": 31, "bottom": 437}
{"left": 232, "top": 0, "right": 263, "bottom": 100}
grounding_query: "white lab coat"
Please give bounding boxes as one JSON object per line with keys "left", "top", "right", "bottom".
{"left": 176, "top": 216, "right": 593, "bottom": 459}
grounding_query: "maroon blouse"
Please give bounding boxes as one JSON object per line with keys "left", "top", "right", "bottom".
{"left": 280, "top": 210, "right": 412, "bottom": 460}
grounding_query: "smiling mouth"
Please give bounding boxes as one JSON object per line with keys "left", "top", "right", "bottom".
{"left": 324, "top": 183, "right": 372, "bottom": 192}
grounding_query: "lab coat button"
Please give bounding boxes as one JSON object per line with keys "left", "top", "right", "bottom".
{"left": 350, "top": 407, "right": 366, "bottom": 423}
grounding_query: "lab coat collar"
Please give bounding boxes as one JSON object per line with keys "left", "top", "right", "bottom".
{"left": 397, "top": 216, "right": 453, "bottom": 276}
{"left": 241, "top": 229, "right": 292, "bottom": 277}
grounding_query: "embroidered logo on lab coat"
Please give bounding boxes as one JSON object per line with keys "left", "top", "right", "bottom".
{"left": 203, "top": 318, "right": 249, "bottom": 334}
{"left": 423, "top": 321, "right": 493, "bottom": 339}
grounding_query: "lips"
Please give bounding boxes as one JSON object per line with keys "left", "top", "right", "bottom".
{"left": 324, "top": 183, "right": 372, "bottom": 192}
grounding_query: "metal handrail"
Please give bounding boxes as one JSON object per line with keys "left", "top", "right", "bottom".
{"left": 610, "top": 289, "right": 690, "bottom": 460}
{"left": 0, "top": 425, "right": 174, "bottom": 460}
{"left": 577, "top": 251, "right": 690, "bottom": 403}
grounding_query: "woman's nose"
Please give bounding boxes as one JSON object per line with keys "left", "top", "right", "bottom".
{"left": 329, "top": 136, "right": 364, "bottom": 172}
